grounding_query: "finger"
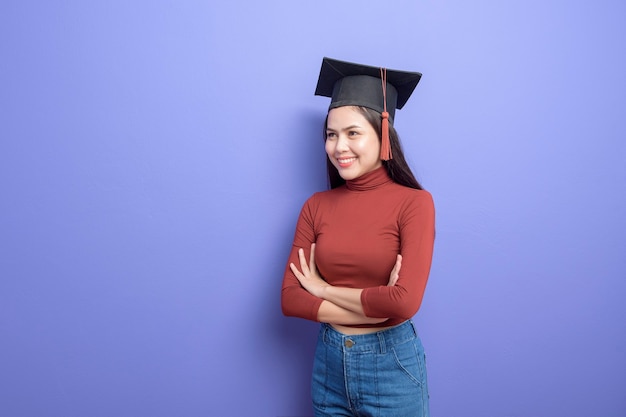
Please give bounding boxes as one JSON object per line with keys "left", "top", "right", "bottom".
{"left": 298, "top": 248, "right": 309, "bottom": 274}
{"left": 393, "top": 255, "right": 402, "bottom": 274}
{"left": 389, "top": 254, "right": 402, "bottom": 286}
{"left": 290, "top": 263, "right": 303, "bottom": 280}
{"left": 310, "top": 243, "right": 317, "bottom": 273}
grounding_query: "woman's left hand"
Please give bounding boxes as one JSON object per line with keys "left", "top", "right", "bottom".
{"left": 290, "top": 243, "right": 329, "bottom": 298}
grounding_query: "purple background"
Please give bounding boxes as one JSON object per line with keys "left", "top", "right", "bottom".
{"left": 1, "top": 1, "right": 625, "bottom": 416}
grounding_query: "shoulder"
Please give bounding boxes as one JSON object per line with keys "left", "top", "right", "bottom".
{"left": 300, "top": 186, "right": 345, "bottom": 211}
{"left": 388, "top": 186, "right": 435, "bottom": 221}
{"left": 388, "top": 184, "right": 434, "bottom": 204}
{"left": 306, "top": 186, "right": 346, "bottom": 203}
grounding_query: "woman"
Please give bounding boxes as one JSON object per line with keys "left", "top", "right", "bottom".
{"left": 282, "top": 57, "right": 435, "bottom": 417}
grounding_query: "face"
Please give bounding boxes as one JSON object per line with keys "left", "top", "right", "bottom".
{"left": 325, "top": 106, "right": 382, "bottom": 181}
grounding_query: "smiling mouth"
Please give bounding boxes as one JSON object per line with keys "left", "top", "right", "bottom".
{"left": 337, "top": 157, "right": 356, "bottom": 166}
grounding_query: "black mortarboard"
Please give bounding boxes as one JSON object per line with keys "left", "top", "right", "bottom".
{"left": 314, "top": 57, "right": 422, "bottom": 124}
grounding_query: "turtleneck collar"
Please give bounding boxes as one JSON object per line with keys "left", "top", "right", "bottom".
{"left": 345, "top": 166, "right": 392, "bottom": 191}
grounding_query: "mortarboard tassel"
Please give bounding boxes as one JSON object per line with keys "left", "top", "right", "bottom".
{"left": 380, "top": 111, "right": 391, "bottom": 161}
{"left": 379, "top": 68, "right": 392, "bottom": 161}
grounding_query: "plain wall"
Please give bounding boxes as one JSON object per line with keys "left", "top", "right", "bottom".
{"left": 1, "top": 1, "right": 625, "bottom": 416}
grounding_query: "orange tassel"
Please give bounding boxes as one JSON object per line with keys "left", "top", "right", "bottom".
{"left": 379, "top": 67, "right": 392, "bottom": 161}
{"left": 380, "top": 111, "right": 392, "bottom": 161}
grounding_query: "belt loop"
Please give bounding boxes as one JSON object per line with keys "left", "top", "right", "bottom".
{"left": 409, "top": 320, "right": 418, "bottom": 336}
{"left": 377, "top": 331, "right": 386, "bottom": 354}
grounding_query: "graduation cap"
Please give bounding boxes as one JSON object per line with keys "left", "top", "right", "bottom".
{"left": 315, "top": 57, "right": 422, "bottom": 161}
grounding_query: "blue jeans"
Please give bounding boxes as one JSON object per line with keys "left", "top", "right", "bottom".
{"left": 311, "top": 321, "right": 430, "bottom": 417}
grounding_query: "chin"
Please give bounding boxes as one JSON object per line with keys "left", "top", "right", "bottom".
{"left": 336, "top": 169, "right": 360, "bottom": 181}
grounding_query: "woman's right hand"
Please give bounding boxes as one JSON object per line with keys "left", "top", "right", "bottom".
{"left": 387, "top": 254, "right": 402, "bottom": 286}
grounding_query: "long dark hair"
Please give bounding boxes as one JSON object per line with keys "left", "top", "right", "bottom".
{"left": 324, "top": 106, "right": 424, "bottom": 190}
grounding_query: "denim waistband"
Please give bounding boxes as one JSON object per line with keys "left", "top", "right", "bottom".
{"left": 320, "top": 320, "right": 418, "bottom": 354}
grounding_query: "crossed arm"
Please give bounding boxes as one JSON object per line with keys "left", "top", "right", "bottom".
{"left": 289, "top": 243, "right": 402, "bottom": 325}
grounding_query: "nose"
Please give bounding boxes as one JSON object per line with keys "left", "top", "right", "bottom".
{"left": 335, "top": 134, "right": 349, "bottom": 153}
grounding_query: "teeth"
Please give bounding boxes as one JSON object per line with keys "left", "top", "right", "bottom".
{"left": 338, "top": 157, "right": 356, "bottom": 164}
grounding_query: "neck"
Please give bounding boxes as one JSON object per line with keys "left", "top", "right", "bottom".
{"left": 345, "top": 166, "right": 391, "bottom": 191}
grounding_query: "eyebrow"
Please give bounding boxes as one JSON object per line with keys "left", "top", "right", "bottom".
{"left": 326, "top": 124, "right": 363, "bottom": 132}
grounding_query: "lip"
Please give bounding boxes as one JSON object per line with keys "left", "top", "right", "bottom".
{"left": 336, "top": 157, "right": 357, "bottom": 168}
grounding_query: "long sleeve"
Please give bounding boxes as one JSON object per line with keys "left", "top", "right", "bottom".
{"left": 281, "top": 195, "right": 323, "bottom": 322}
{"left": 360, "top": 191, "right": 435, "bottom": 319}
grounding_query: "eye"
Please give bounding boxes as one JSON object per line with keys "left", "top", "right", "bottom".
{"left": 326, "top": 132, "right": 337, "bottom": 139}
{"left": 348, "top": 130, "right": 359, "bottom": 137}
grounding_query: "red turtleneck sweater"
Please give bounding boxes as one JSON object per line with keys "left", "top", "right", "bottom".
{"left": 281, "top": 167, "right": 435, "bottom": 328}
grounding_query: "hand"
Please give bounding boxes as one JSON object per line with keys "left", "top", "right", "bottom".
{"left": 387, "top": 254, "right": 402, "bottom": 286}
{"left": 290, "top": 243, "right": 329, "bottom": 298}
